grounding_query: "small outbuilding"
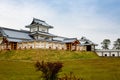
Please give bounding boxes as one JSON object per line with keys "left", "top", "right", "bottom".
{"left": 63, "top": 38, "right": 80, "bottom": 51}
{"left": 79, "top": 37, "right": 98, "bottom": 51}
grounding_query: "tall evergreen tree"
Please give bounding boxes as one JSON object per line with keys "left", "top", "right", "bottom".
{"left": 101, "top": 39, "right": 111, "bottom": 49}
{"left": 113, "top": 38, "right": 120, "bottom": 50}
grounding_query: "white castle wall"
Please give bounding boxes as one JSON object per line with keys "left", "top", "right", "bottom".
{"left": 16, "top": 41, "right": 67, "bottom": 50}
{"left": 0, "top": 40, "right": 89, "bottom": 51}
{"left": 96, "top": 50, "right": 120, "bottom": 57}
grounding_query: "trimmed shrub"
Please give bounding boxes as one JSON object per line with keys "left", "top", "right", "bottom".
{"left": 35, "top": 61, "right": 63, "bottom": 80}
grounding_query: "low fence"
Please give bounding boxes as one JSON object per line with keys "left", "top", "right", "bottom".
{"left": 95, "top": 50, "right": 120, "bottom": 57}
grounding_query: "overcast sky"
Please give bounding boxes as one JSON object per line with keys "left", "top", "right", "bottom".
{"left": 0, "top": 0, "right": 120, "bottom": 49}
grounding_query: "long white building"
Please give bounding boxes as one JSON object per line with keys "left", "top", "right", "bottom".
{"left": 0, "top": 18, "right": 97, "bottom": 51}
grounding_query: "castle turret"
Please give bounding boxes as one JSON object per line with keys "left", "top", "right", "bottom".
{"left": 26, "top": 18, "right": 53, "bottom": 32}
{"left": 25, "top": 18, "right": 55, "bottom": 40}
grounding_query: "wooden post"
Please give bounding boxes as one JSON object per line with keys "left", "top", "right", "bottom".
{"left": 6, "top": 42, "right": 9, "bottom": 49}
{"left": 66, "top": 44, "right": 67, "bottom": 50}
{"left": 118, "top": 51, "right": 119, "bottom": 57}
{"left": 75, "top": 44, "right": 77, "bottom": 51}
{"left": 39, "top": 41, "right": 41, "bottom": 48}
{"left": 69, "top": 44, "right": 70, "bottom": 51}
{"left": 52, "top": 42, "right": 53, "bottom": 49}
{"left": 71, "top": 43, "right": 72, "bottom": 51}
{"left": 57, "top": 43, "right": 59, "bottom": 50}
{"left": 10, "top": 43, "right": 12, "bottom": 50}
{"left": 109, "top": 52, "right": 111, "bottom": 57}
{"left": 22, "top": 42, "right": 23, "bottom": 49}
{"left": 27, "top": 42, "right": 29, "bottom": 49}
{"left": 85, "top": 46, "right": 87, "bottom": 51}
{"left": 57, "top": 43, "right": 60, "bottom": 50}
{"left": 64, "top": 44, "right": 65, "bottom": 50}
{"left": 16, "top": 43, "right": 18, "bottom": 50}
{"left": 44, "top": 41, "right": 46, "bottom": 49}
{"left": 76, "top": 44, "right": 77, "bottom": 51}
{"left": 102, "top": 52, "right": 103, "bottom": 56}
{"left": 34, "top": 41, "right": 36, "bottom": 49}
{"left": 78, "top": 45, "right": 80, "bottom": 51}
{"left": 93, "top": 45, "right": 95, "bottom": 51}
{"left": 59, "top": 43, "right": 61, "bottom": 50}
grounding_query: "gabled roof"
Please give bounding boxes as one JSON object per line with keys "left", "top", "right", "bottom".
{"left": 30, "top": 31, "right": 56, "bottom": 37}
{"left": 0, "top": 27, "right": 34, "bottom": 42}
{"left": 7, "top": 38, "right": 23, "bottom": 42}
{"left": 79, "top": 37, "right": 97, "bottom": 46}
{"left": 53, "top": 36, "right": 68, "bottom": 42}
{"left": 26, "top": 18, "right": 53, "bottom": 28}
{"left": 63, "top": 38, "right": 79, "bottom": 43}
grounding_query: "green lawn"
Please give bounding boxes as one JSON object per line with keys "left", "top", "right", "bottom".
{"left": 0, "top": 49, "right": 98, "bottom": 61}
{"left": 0, "top": 60, "right": 40, "bottom": 80}
{"left": 61, "top": 58, "right": 120, "bottom": 80}
{"left": 0, "top": 49, "right": 120, "bottom": 80}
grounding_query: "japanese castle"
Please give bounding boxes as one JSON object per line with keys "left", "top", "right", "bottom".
{"left": 0, "top": 18, "right": 97, "bottom": 51}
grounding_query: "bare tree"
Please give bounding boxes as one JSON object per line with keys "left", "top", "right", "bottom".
{"left": 101, "top": 39, "right": 111, "bottom": 49}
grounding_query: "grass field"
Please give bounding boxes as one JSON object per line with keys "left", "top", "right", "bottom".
{"left": 0, "top": 49, "right": 120, "bottom": 80}
{"left": 0, "top": 49, "right": 98, "bottom": 61}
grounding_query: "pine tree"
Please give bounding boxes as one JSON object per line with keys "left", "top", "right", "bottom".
{"left": 101, "top": 39, "right": 111, "bottom": 49}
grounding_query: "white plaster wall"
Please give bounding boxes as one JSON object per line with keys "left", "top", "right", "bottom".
{"left": 36, "top": 42, "right": 41, "bottom": 48}
{"left": 0, "top": 45, "right": 1, "bottom": 50}
{"left": 58, "top": 43, "right": 62, "bottom": 50}
{"left": 96, "top": 52, "right": 103, "bottom": 56}
{"left": 46, "top": 42, "right": 49, "bottom": 49}
{"left": 18, "top": 43, "right": 22, "bottom": 49}
{"left": 63, "top": 44, "right": 66, "bottom": 50}
{"left": 22, "top": 43, "right": 29, "bottom": 49}
{"left": 38, "top": 36, "right": 45, "bottom": 40}
{"left": 16, "top": 41, "right": 65, "bottom": 51}
{"left": 47, "top": 42, "right": 52, "bottom": 49}
{"left": 53, "top": 43, "right": 58, "bottom": 49}
{"left": 96, "top": 51, "right": 120, "bottom": 57}
{"left": 91, "top": 45, "right": 95, "bottom": 51}
{"left": 0, "top": 45, "right": 3, "bottom": 50}
{"left": 28, "top": 43, "right": 34, "bottom": 48}
{"left": 31, "top": 27, "right": 37, "bottom": 32}
{"left": 40, "top": 42, "right": 45, "bottom": 49}
{"left": 0, "top": 40, "right": 2, "bottom": 44}
{"left": 79, "top": 46, "right": 86, "bottom": 51}
{"left": 111, "top": 52, "right": 119, "bottom": 57}
{"left": 8, "top": 45, "right": 11, "bottom": 49}
{"left": 0, "top": 45, "right": 5, "bottom": 50}
{"left": 71, "top": 46, "right": 75, "bottom": 50}
{"left": 0, "top": 38, "right": 3, "bottom": 50}
{"left": 56, "top": 44, "right": 65, "bottom": 50}
{"left": 39, "top": 26, "right": 48, "bottom": 32}
{"left": 102, "top": 52, "right": 110, "bottom": 56}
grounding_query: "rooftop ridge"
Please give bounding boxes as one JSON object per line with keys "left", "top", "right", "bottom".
{"left": 0, "top": 27, "right": 30, "bottom": 33}
{"left": 33, "top": 17, "right": 45, "bottom": 22}
{"left": 64, "top": 38, "right": 77, "bottom": 40}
